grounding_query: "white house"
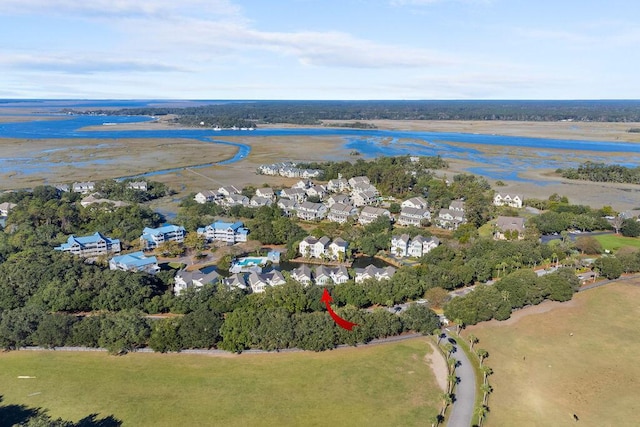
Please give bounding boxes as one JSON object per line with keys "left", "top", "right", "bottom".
{"left": 0, "top": 202, "right": 17, "bottom": 217}
{"left": 72, "top": 181, "right": 95, "bottom": 193}
{"left": 391, "top": 234, "right": 439, "bottom": 258}
{"left": 306, "top": 185, "right": 326, "bottom": 199}
{"left": 437, "top": 200, "right": 466, "bottom": 230}
{"left": 194, "top": 190, "right": 219, "bottom": 204}
{"left": 327, "top": 238, "right": 349, "bottom": 261}
{"left": 327, "top": 203, "right": 357, "bottom": 224}
{"left": 314, "top": 266, "right": 349, "bottom": 285}
{"left": 280, "top": 187, "right": 307, "bottom": 203}
{"left": 109, "top": 251, "right": 160, "bottom": 274}
{"left": 296, "top": 201, "right": 327, "bottom": 221}
{"left": 291, "top": 265, "right": 313, "bottom": 285}
{"left": 327, "top": 178, "right": 349, "bottom": 192}
{"left": 277, "top": 198, "right": 297, "bottom": 216}
{"left": 348, "top": 176, "right": 370, "bottom": 190}
{"left": 218, "top": 185, "right": 242, "bottom": 196}
{"left": 140, "top": 224, "right": 186, "bottom": 250}
{"left": 174, "top": 269, "right": 221, "bottom": 295}
{"left": 223, "top": 273, "right": 248, "bottom": 290}
{"left": 127, "top": 181, "right": 148, "bottom": 191}
{"left": 354, "top": 265, "right": 396, "bottom": 283}
{"left": 247, "top": 271, "right": 286, "bottom": 293}
{"left": 197, "top": 220, "right": 249, "bottom": 244}
{"left": 299, "top": 236, "right": 331, "bottom": 259}
{"left": 250, "top": 196, "right": 273, "bottom": 207}
{"left": 401, "top": 197, "right": 428, "bottom": 210}
{"left": 397, "top": 207, "right": 431, "bottom": 227}
{"left": 255, "top": 187, "right": 275, "bottom": 200}
{"left": 358, "top": 206, "right": 391, "bottom": 225}
{"left": 391, "top": 234, "right": 411, "bottom": 257}
{"left": 493, "top": 193, "right": 523, "bottom": 208}
{"left": 352, "top": 190, "right": 379, "bottom": 207}
{"left": 326, "top": 194, "right": 351, "bottom": 208}
{"left": 292, "top": 179, "right": 313, "bottom": 189}
{"left": 220, "top": 194, "right": 250, "bottom": 207}
{"left": 55, "top": 232, "right": 121, "bottom": 257}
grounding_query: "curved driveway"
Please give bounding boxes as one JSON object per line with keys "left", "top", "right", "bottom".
{"left": 446, "top": 332, "right": 476, "bottom": 427}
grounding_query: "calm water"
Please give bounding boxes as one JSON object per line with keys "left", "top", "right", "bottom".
{"left": 2, "top": 114, "right": 640, "bottom": 183}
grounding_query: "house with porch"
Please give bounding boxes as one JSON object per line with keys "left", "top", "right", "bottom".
{"left": 194, "top": 190, "right": 219, "bottom": 204}
{"left": 327, "top": 203, "right": 358, "bottom": 224}
{"left": 247, "top": 270, "right": 286, "bottom": 293}
{"left": 223, "top": 273, "right": 248, "bottom": 290}
{"left": 354, "top": 265, "right": 396, "bottom": 283}
{"left": 255, "top": 187, "right": 275, "bottom": 200}
{"left": 397, "top": 207, "right": 431, "bottom": 227}
{"left": 55, "top": 232, "right": 121, "bottom": 257}
{"left": 217, "top": 185, "right": 242, "bottom": 196}
{"left": 72, "top": 181, "right": 95, "bottom": 193}
{"left": 401, "top": 196, "right": 428, "bottom": 210}
{"left": 291, "top": 265, "right": 313, "bottom": 285}
{"left": 493, "top": 193, "right": 523, "bottom": 208}
{"left": 174, "top": 269, "right": 221, "bottom": 295}
{"left": 197, "top": 220, "right": 249, "bottom": 244}
{"left": 296, "top": 201, "right": 327, "bottom": 221}
{"left": 140, "top": 224, "right": 186, "bottom": 250}
{"left": 358, "top": 206, "right": 391, "bottom": 225}
{"left": 280, "top": 187, "right": 307, "bottom": 203}
{"left": 327, "top": 178, "right": 349, "bottom": 192}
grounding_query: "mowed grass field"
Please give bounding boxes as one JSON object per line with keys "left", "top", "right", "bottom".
{"left": 0, "top": 338, "right": 440, "bottom": 427}
{"left": 468, "top": 281, "right": 640, "bottom": 427}
{"left": 593, "top": 234, "right": 640, "bottom": 252}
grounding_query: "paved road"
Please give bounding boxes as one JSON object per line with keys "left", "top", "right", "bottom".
{"left": 445, "top": 332, "right": 476, "bottom": 427}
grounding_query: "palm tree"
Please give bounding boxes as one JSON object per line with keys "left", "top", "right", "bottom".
{"left": 443, "top": 342, "right": 454, "bottom": 359}
{"left": 440, "top": 392, "right": 453, "bottom": 416}
{"left": 475, "top": 404, "right": 489, "bottom": 427}
{"left": 447, "top": 373, "right": 458, "bottom": 393}
{"left": 434, "top": 329, "right": 444, "bottom": 345}
{"left": 481, "top": 365, "right": 493, "bottom": 385}
{"left": 447, "top": 357, "right": 456, "bottom": 374}
{"left": 480, "top": 383, "right": 493, "bottom": 405}
{"left": 468, "top": 333, "right": 478, "bottom": 350}
{"left": 454, "top": 318, "right": 464, "bottom": 335}
{"left": 477, "top": 348, "right": 489, "bottom": 366}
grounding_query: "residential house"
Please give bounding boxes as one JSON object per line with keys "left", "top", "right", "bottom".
{"left": 250, "top": 196, "right": 272, "bottom": 207}
{"left": 277, "top": 198, "right": 297, "bottom": 216}
{"left": 391, "top": 234, "right": 411, "bottom": 257}
{"left": 358, "top": 206, "right": 391, "bottom": 225}
{"left": 327, "top": 203, "right": 357, "bottom": 224}
{"left": 397, "top": 207, "right": 431, "bottom": 227}
{"left": 55, "top": 184, "right": 70, "bottom": 193}
{"left": 299, "top": 236, "right": 331, "bottom": 259}
{"left": 0, "top": 202, "right": 17, "bottom": 217}
{"left": 291, "top": 265, "right": 313, "bottom": 285}
{"left": 348, "top": 176, "right": 370, "bottom": 190}
{"left": 314, "top": 266, "right": 350, "bottom": 285}
{"left": 407, "top": 235, "right": 440, "bottom": 257}
{"left": 327, "top": 178, "right": 349, "bottom": 192}
{"left": 494, "top": 216, "right": 526, "bottom": 240}
{"left": 301, "top": 169, "right": 322, "bottom": 178}
{"left": 247, "top": 270, "right": 286, "bottom": 293}
{"left": 223, "top": 273, "right": 248, "bottom": 290}
{"left": 326, "top": 194, "right": 350, "bottom": 208}
{"left": 255, "top": 187, "right": 275, "bottom": 200}
{"left": 127, "top": 181, "right": 148, "bottom": 191}
{"left": 354, "top": 265, "right": 396, "bottom": 283}
{"left": 401, "top": 196, "right": 428, "bottom": 210}
{"left": 292, "top": 179, "right": 312, "bottom": 190}
{"left": 306, "top": 185, "right": 326, "bottom": 199}
{"left": 197, "top": 220, "right": 248, "bottom": 244}
{"left": 217, "top": 185, "right": 242, "bottom": 197}
{"left": 327, "top": 238, "right": 349, "bottom": 261}
{"left": 493, "top": 193, "right": 523, "bottom": 208}
{"left": 194, "top": 190, "right": 219, "bottom": 204}
{"left": 109, "top": 251, "right": 160, "bottom": 274}
{"left": 352, "top": 190, "right": 379, "bottom": 207}
{"left": 436, "top": 200, "right": 466, "bottom": 230}
{"left": 174, "top": 269, "right": 221, "bottom": 296}
{"left": 72, "top": 181, "right": 95, "bottom": 193}
{"left": 55, "top": 232, "right": 121, "bottom": 257}
{"left": 220, "top": 194, "right": 250, "bottom": 207}
{"left": 280, "top": 187, "right": 307, "bottom": 203}
{"left": 140, "top": 224, "right": 186, "bottom": 250}
{"left": 296, "top": 201, "right": 327, "bottom": 221}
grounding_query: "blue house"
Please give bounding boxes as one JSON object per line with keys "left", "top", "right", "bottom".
{"left": 140, "top": 224, "right": 186, "bottom": 250}
{"left": 54, "top": 232, "right": 121, "bottom": 257}
{"left": 109, "top": 251, "right": 160, "bottom": 274}
{"left": 197, "top": 220, "right": 249, "bottom": 244}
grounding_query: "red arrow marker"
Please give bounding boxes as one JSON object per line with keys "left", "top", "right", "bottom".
{"left": 321, "top": 288, "right": 358, "bottom": 331}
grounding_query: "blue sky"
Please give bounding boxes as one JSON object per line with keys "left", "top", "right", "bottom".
{"left": 1, "top": 0, "right": 639, "bottom": 99}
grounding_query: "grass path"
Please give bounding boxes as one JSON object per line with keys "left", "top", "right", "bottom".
{"left": 468, "top": 280, "right": 640, "bottom": 426}
{"left": 0, "top": 337, "right": 440, "bottom": 427}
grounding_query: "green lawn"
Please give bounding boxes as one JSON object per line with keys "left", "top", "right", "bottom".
{"left": 593, "top": 233, "right": 640, "bottom": 251}
{"left": 469, "top": 281, "right": 640, "bottom": 426}
{"left": 0, "top": 338, "right": 440, "bottom": 427}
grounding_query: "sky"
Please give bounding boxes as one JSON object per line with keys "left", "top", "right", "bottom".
{"left": 1, "top": 0, "right": 639, "bottom": 100}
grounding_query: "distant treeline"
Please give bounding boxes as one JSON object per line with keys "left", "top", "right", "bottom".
{"left": 74, "top": 100, "right": 640, "bottom": 127}
{"left": 558, "top": 162, "right": 640, "bottom": 184}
